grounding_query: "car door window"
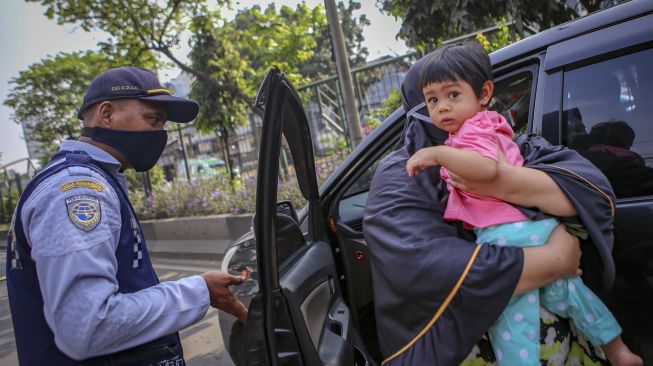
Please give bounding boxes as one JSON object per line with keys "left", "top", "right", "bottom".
{"left": 562, "top": 47, "right": 653, "bottom": 198}
{"left": 338, "top": 142, "right": 397, "bottom": 230}
{"left": 489, "top": 72, "right": 533, "bottom": 134}
{"left": 342, "top": 149, "right": 392, "bottom": 199}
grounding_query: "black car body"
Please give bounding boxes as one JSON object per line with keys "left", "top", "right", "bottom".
{"left": 220, "top": 1, "right": 653, "bottom": 364}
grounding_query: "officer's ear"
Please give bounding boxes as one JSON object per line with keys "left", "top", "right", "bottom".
{"left": 97, "top": 101, "right": 116, "bottom": 128}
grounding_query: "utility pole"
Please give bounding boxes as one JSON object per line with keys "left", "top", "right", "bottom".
{"left": 177, "top": 125, "right": 192, "bottom": 182}
{"left": 324, "top": 0, "right": 363, "bottom": 148}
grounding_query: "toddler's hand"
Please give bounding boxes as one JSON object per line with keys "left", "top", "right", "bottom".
{"left": 406, "top": 147, "right": 440, "bottom": 177}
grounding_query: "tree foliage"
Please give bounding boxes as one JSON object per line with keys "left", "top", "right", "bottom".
{"left": 186, "top": 3, "right": 335, "bottom": 180}
{"left": 476, "top": 21, "right": 522, "bottom": 53}
{"left": 188, "top": 2, "right": 369, "bottom": 133}
{"left": 377, "top": 0, "right": 623, "bottom": 51}
{"left": 366, "top": 88, "right": 402, "bottom": 130}
{"left": 10, "top": 0, "right": 369, "bottom": 161}
{"left": 27, "top": 0, "right": 239, "bottom": 99}
{"left": 188, "top": 3, "right": 329, "bottom": 133}
{"left": 4, "top": 50, "right": 157, "bottom": 158}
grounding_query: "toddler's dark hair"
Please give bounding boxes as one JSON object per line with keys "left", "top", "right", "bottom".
{"left": 419, "top": 42, "right": 492, "bottom": 99}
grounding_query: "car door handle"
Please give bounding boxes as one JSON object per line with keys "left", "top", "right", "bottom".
{"left": 318, "top": 299, "right": 354, "bottom": 366}
{"left": 336, "top": 221, "right": 363, "bottom": 239}
{"left": 327, "top": 299, "right": 350, "bottom": 338}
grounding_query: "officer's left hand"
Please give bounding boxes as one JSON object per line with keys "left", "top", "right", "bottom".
{"left": 202, "top": 271, "right": 248, "bottom": 323}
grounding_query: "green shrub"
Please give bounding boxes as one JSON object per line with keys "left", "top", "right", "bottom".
{"left": 130, "top": 153, "right": 340, "bottom": 220}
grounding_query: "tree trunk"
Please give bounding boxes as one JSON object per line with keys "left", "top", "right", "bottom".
{"left": 218, "top": 127, "right": 235, "bottom": 182}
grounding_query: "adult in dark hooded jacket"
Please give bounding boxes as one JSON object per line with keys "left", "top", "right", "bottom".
{"left": 364, "top": 56, "right": 616, "bottom": 365}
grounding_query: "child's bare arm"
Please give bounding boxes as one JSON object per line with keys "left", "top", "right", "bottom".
{"left": 406, "top": 145, "right": 499, "bottom": 182}
{"left": 448, "top": 151, "right": 577, "bottom": 217}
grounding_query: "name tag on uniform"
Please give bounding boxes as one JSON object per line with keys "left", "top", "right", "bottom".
{"left": 60, "top": 180, "right": 105, "bottom": 192}
{"left": 66, "top": 194, "right": 102, "bottom": 232}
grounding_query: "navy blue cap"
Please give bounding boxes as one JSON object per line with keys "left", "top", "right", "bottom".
{"left": 77, "top": 67, "right": 199, "bottom": 123}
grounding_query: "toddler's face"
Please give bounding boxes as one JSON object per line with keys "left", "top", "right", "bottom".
{"left": 422, "top": 79, "right": 489, "bottom": 133}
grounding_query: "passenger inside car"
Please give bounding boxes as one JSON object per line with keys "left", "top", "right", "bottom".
{"left": 562, "top": 49, "right": 653, "bottom": 199}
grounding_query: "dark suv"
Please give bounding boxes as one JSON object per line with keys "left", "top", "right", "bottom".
{"left": 219, "top": 1, "right": 653, "bottom": 364}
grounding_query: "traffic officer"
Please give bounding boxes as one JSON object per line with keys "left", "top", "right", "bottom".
{"left": 6, "top": 67, "right": 248, "bottom": 365}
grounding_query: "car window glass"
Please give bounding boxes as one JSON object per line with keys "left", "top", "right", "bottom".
{"left": 337, "top": 133, "right": 401, "bottom": 231}
{"left": 342, "top": 140, "right": 397, "bottom": 198}
{"left": 488, "top": 72, "right": 533, "bottom": 134}
{"left": 275, "top": 135, "right": 309, "bottom": 269}
{"left": 278, "top": 135, "right": 308, "bottom": 213}
{"left": 562, "top": 47, "right": 653, "bottom": 198}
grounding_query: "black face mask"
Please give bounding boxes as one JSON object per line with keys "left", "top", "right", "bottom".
{"left": 81, "top": 127, "right": 168, "bottom": 172}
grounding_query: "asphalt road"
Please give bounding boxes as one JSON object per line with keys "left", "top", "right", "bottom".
{"left": 0, "top": 252, "right": 236, "bottom": 366}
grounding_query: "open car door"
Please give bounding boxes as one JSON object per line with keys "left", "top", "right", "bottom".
{"left": 245, "top": 67, "right": 360, "bottom": 365}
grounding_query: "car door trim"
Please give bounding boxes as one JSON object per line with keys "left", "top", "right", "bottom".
{"left": 300, "top": 280, "right": 332, "bottom": 348}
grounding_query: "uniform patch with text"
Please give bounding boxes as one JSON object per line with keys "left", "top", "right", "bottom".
{"left": 65, "top": 194, "right": 101, "bottom": 231}
{"left": 60, "top": 180, "right": 105, "bottom": 192}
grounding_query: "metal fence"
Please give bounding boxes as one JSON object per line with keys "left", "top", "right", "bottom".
{"left": 127, "top": 51, "right": 418, "bottom": 197}
{"left": 0, "top": 22, "right": 526, "bottom": 222}
{"left": 0, "top": 159, "right": 37, "bottom": 224}
{"left": 143, "top": 22, "right": 532, "bottom": 195}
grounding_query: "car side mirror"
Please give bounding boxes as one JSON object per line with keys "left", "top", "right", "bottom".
{"left": 276, "top": 200, "right": 298, "bottom": 224}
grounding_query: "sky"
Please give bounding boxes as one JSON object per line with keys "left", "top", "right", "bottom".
{"left": 0, "top": 0, "right": 410, "bottom": 173}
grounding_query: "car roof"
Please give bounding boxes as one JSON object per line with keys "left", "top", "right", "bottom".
{"left": 490, "top": 0, "right": 653, "bottom": 68}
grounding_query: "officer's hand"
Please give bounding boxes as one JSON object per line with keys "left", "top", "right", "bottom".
{"left": 202, "top": 271, "right": 248, "bottom": 323}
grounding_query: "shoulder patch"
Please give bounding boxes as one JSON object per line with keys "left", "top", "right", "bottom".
{"left": 60, "top": 180, "right": 105, "bottom": 192}
{"left": 65, "top": 194, "right": 102, "bottom": 232}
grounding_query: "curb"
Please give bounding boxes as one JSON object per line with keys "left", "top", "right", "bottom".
{"left": 0, "top": 214, "right": 253, "bottom": 258}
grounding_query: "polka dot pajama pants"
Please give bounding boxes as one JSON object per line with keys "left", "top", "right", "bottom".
{"left": 475, "top": 218, "right": 622, "bottom": 365}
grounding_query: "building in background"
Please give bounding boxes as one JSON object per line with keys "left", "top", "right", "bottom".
{"left": 21, "top": 116, "right": 47, "bottom": 163}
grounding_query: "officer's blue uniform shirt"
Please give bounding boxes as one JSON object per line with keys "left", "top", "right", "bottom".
{"left": 19, "top": 140, "right": 210, "bottom": 360}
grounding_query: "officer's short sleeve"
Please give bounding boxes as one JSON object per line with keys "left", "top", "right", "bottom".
{"left": 22, "top": 166, "right": 122, "bottom": 257}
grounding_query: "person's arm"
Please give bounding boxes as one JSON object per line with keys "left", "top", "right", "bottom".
{"left": 514, "top": 224, "right": 581, "bottom": 295}
{"left": 448, "top": 151, "right": 578, "bottom": 217}
{"left": 407, "top": 145, "right": 499, "bottom": 182}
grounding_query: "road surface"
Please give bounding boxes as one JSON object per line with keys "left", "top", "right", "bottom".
{"left": 0, "top": 252, "right": 236, "bottom": 366}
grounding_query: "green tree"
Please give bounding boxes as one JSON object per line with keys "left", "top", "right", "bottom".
{"left": 27, "top": 0, "right": 368, "bottom": 118}
{"left": 377, "top": 0, "right": 624, "bottom": 51}
{"left": 187, "top": 3, "right": 331, "bottom": 180}
{"left": 22, "top": 0, "right": 369, "bottom": 179}
{"left": 366, "top": 88, "right": 402, "bottom": 131}
{"left": 476, "top": 21, "right": 522, "bottom": 53}
{"left": 27, "top": 0, "right": 244, "bottom": 100}
{"left": 4, "top": 50, "right": 157, "bottom": 160}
